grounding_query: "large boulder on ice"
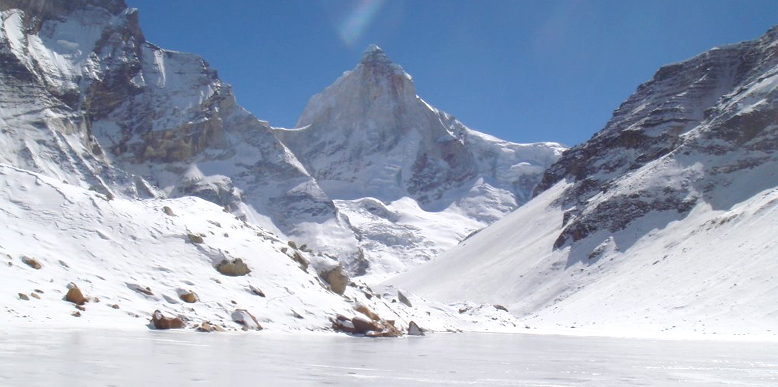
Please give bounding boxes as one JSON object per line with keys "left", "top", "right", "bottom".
{"left": 151, "top": 310, "right": 184, "bottom": 329}
{"left": 332, "top": 314, "right": 357, "bottom": 334}
{"left": 408, "top": 321, "right": 424, "bottom": 336}
{"left": 352, "top": 316, "right": 382, "bottom": 334}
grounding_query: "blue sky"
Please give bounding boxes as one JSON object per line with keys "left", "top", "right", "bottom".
{"left": 127, "top": 0, "right": 778, "bottom": 147}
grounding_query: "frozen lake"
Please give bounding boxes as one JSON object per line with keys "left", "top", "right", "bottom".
{"left": 1, "top": 329, "right": 776, "bottom": 386}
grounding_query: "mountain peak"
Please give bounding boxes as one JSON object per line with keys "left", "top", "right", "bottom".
{"left": 360, "top": 44, "right": 389, "bottom": 63}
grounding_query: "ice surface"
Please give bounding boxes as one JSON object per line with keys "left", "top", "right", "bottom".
{"left": 1, "top": 329, "right": 776, "bottom": 386}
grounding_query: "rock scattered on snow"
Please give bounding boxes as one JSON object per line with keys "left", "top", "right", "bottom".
{"left": 215, "top": 258, "right": 250, "bottom": 277}
{"left": 188, "top": 234, "right": 204, "bottom": 244}
{"left": 162, "top": 206, "right": 176, "bottom": 216}
{"left": 231, "top": 309, "right": 262, "bottom": 331}
{"left": 331, "top": 313, "right": 402, "bottom": 337}
{"left": 64, "top": 283, "right": 87, "bottom": 305}
{"left": 17, "top": 293, "right": 29, "bottom": 301}
{"left": 197, "top": 321, "right": 225, "bottom": 333}
{"left": 248, "top": 285, "right": 265, "bottom": 297}
{"left": 321, "top": 265, "right": 349, "bottom": 295}
{"left": 126, "top": 283, "right": 154, "bottom": 297}
{"left": 178, "top": 291, "right": 198, "bottom": 303}
{"left": 398, "top": 291, "right": 412, "bottom": 307}
{"left": 20, "top": 256, "right": 42, "bottom": 270}
{"left": 493, "top": 304, "right": 509, "bottom": 313}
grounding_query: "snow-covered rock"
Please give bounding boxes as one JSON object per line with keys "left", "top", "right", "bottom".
{"left": 391, "top": 26, "right": 778, "bottom": 338}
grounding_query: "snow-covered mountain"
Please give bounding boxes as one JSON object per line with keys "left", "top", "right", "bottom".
{"left": 0, "top": 0, "right": 359, "bottom": 259}
{"left": 391, "top": 26, "right": 778, "bottom": 337}
{"left": 276, "top": 45, "right": 564, "bottom": 273}
{"left": 0, "top": 0, "right": 563, "bottom": 277}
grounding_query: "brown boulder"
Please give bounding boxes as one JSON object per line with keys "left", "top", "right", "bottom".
{"left": 65, "top": 283, "right": 88, "bottom": 305}
{"left": 152, "top": 310, "right": 184, "bottom": 329}
{"left": 216, "top": 258, "right": 250, "bottom": 276}
{"left": 178, "top": 291, "right": 198, "bottom": 303}
{"left": 21, "top": 256, "right": 42, "bottom": 270}
{"left": 352, "top": 316, "right": 383, "bottom": 334}
{"left": 331, "top": 314, "right": 357, "bottom": 333}
{"left": 18, "top": 293, "right": 29, "bottom": 301}
{"left": 197, "top": 321, "right": 225, "bottom": 333}
{"left": 162, "top": 206, "right": 176, "bottom": 216}
{"left": 188, "top": 234, "right": 204, "bottom": 244}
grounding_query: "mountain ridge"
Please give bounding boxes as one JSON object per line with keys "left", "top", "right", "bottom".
{"left": 390, "top": 24, "right": 778, "bottom": 336}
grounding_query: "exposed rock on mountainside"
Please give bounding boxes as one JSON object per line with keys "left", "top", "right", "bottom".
{"left": 536, "top": 26, "right": 778, "bottom": 250}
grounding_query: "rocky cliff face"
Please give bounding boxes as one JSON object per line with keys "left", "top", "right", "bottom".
{"left": 535, "top": 26, "right": 778, "bottom": 250}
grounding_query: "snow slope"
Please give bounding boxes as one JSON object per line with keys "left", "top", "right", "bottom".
{"left": 0, "top": 164, "right": 520, "bottom": 332}
{"left": 391, "top": 26, "right": 778, "bottom": 338}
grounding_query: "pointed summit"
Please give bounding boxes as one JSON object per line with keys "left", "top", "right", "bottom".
{"left": 360, "top": 44, "right": 390, "bottom": 64}
{"left": 359, "top": 44, "right": 405, "bottom": 75}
